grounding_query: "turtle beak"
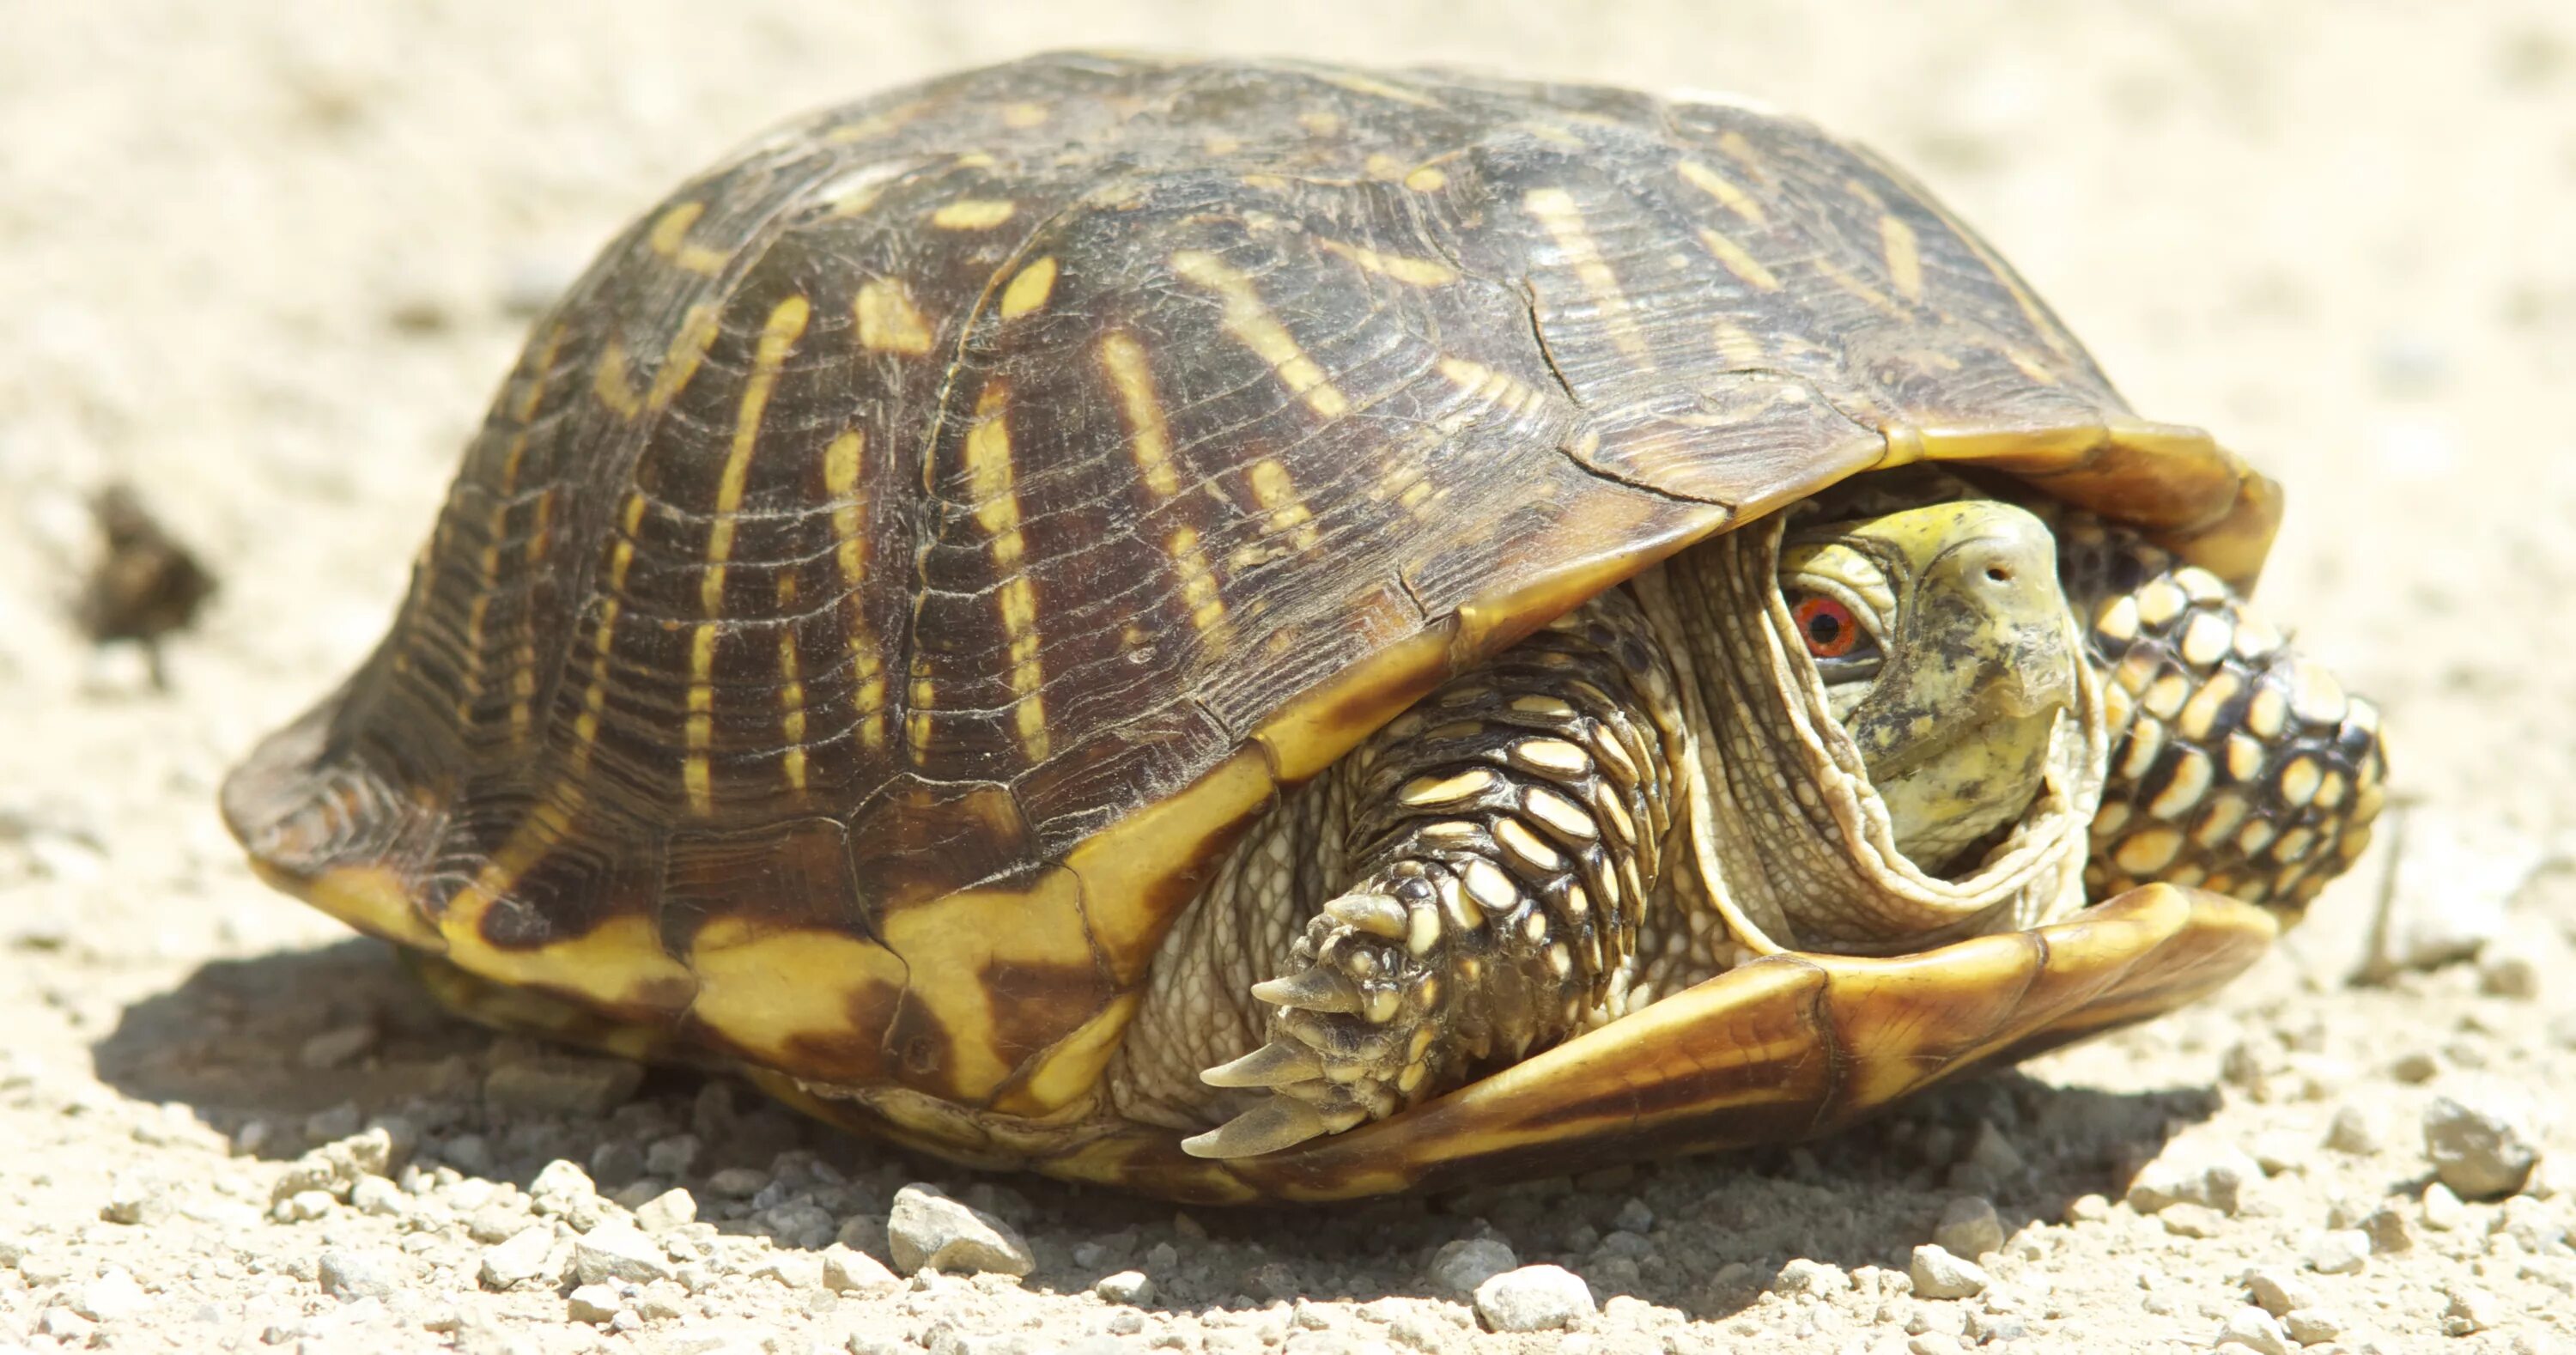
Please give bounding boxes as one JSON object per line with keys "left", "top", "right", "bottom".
{"left": 1838, "top": 501, "right": 2080, "bottom": 784}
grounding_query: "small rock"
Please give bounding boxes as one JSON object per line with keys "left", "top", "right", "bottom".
{"left": 635, "top": 1188, "right": 696, "bottom": 1232}
{"left": 2304, "top": 1230, "right": 2368, "bottom": 1275}
{"left": 270, "top": 1128, "right": 395, "bottom": 1202}
{"left": 2479, "top": 938, "right": 2545, "bottom": 999}
{"left": 575, "top": 1222, "right": 676, "bottom": 1285}
{"left": 2425, "top": 1083, "right": 2549, "bottom": 1198}
{"left": 1610, "top": 1198, "right": 1654, "bottom": 1233}
{"left": 484, "top": 1056, "right": 645, "bottom": 1116}
{"left": 273, "top": 1188, "right": 336, "bottom": 1222}
{"left": 2421, "top": 1181, "right": 2468, "bottom": 1230}
{"left": 645, "top": 1134, "right": 702, "bottom": 1178}
{"left": 2281, "top": 1309, "right": 2343, "bottom": 1344}
{"left": 2323, "top": 1104, "right": 2383, "bottom": 1156}
{"left": 704, "top": 1166, "right": 769, "bottom": 1199}
{"left": 1958, "top": 1120, "right": 2026, "bottom": 1179}
{"left": 1933, "top": 1197, "right": 2005, "bottom": 1258}
{"left": 71, "top": 1267, "right": 147, "bottom": 1322}
{"left": 349, "top": 1176, "right": 408, "bottom": 1218}
{"left": 1472, "top": 1264, "right": 1595, "bottom": 1333}
{"left": 2360, "top": 1205, "right": 2412, "bottom": 1254}
{"left": 1094, "top": 1269, "right": 1155, "bottom": 1304}
{"left": 2212, "top": 1306, "right": 2293, "bottom": 1355}
{"left": 2161, "top": 1203, "right": 2227, "bottom": 1238}
{"left": 2442, "top": 1283, "right": 2500, "bottom": 1335}
{"left": 819, "top": 1243, "right": 897, "bottom": 1293}
{"left": 528, "top": 1159, "right": 599, "bottom": 1215}
{"left": 1428, "top": 1237, "right": 1517, "bottom": 1294}
{"left": 479, "top": 1224, "right": 560, "bottom": 1291}
{"left": 1771, "top": 1258, "right": 1850, "bottom": 1297}
{"left": 2390, "top": 1049, "right": 2442, "bottom": 1083}
{"left": 1907, "top": 1335, "right": 1964, "bottom": 1355}
{"left": 1907, "top": 1244, "right": 1989, "bottom": 1300}
{"left": 2064, "top": 1194, "right": 2111, "bottom": 1224}
{"left": 2127, "top": 1137, "right": 2266, "bottom": 1215}
{"left": 299, "top": 1024, "right": 378, "bottom": 1070}
{"left": 566, "top": 1283, "right": 623, "bottom": 1324}
{"left": 2374, "top": 811, "right": 2544, "bottom": 975}
{"left": 317, "top": 1250, "right": 398, "bottom": 1301}
{"left": 885, "top": 1183, "right": 1034, "bottom": 1277}
{"left": 749, "top": 1252, "right": 824, "bottom": 1290}
{"left": 2245, "top": 1267, "right": 2317, "bottom": 1316}
{"left": 100, "top": 1177, "right": 170, "bottom": 1226}
{"left": 40, "top": 1309, "right": 96, "bottom": 1344}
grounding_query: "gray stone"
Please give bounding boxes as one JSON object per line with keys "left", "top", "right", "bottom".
{"left": 1428, "top": 1237, "right": 1517, "bottom": 1294}
{"left": 645, "top": 1133, "right": 702, "bottom": 1178}
{"left": 1093, "top": 1268, "right": 1155, "bottom": 1304}
{"left": 2324, "top": 1104, "right": 2383, "bottom": 1155}
{"left": 1472, "top": 1264, "right": 1595, "bottom": 1333}
{"left": 886, "top": 1183, "right": 1033, "bottom": 1277}
{"left": 317, "top": 1249, "right": 398, "bottom": 1301}
{"left": 478, "top": 1224, "right": 561, "bottom": 1290}
{"left": 574, "top": 1221, "right": 675, "bottom": 1285}
{"left": 298, "top": 1024, "right": 377, "bottom": 1070}
{"left": 1933, "top": 1197, "right": 2005, "bottom": 1257}
{"left": 1907, "top": 1244, "right": 1989, "bottom": 1300}
{"left": 2212, "top": 1306, "right": 2292, "bottom": 1355}
{"left": 2425, "top": 1084, "right": 2549, "bottom": 1198}
{"left": 483, "top": 1054, "right": 645, "bottom": 1116}
{"left": 1771, "top": 1258, "right": 1850, "bottom": 1297}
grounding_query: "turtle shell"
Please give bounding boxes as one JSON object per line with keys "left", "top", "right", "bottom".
{"left": 222, "top": 52, "right": 2279, "bottom": 1135}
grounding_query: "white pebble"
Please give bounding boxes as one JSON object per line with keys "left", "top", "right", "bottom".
{"left": 1771, "top": 1257, "right": 1850, "bottom": 1297}
{"left": 2305, "top": 1229, "right": 2368, "bottom": 1275}
{"left": 2245, "top": 1266, "right": 2316, "bottom": 1317}
{"left": 1093, "top": 1269, "right": 1155, "bottom": 1304}
{"left": 2282, "top": 1308, "right": 2343, "bottom": 1344}
{"left": 1907, "top": 1244, "right": 1989, "bottom": 1300}
{"left": 2211, "top": 1305, "right": 2292, "bottom": 1355}
{"left": 574, "top": 1221, "right": 675, "bottom": 1285}
{"left": 71, "top": 1267, "right": 147, "bottom": 1322}
{"left": 565, "top": 1283, "right": 623, "bottom": 1324}
{"left": 635, "top": 1187, "right": 696, "bottom": 1232}
{"left": 1473, "top": 1264, "right": 1595, "bottom": 1333}
{"left": 2127, "top": 1136, "right": 2265, "bottom": 1215}
{"left": 479, "top": 1224, "right": 561, "bottom": 1291}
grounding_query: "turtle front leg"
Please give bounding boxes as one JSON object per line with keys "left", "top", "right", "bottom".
{"left": 2073, "top": 550, "right": 2389, "bottom": 912}
{"left": 1182, "top": 592, "right": 1684, "bottom": 1159}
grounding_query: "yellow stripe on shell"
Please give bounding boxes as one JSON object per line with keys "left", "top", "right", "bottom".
{"left": 1169, "top": 250, "right": 1351, "bottom": 418}
{"left": 999, "top": 257, "right": 1059, "bottom": 318}
{"left": 701, "top": 295, "right": 812, "bottom": 615}
{"left": 1676, "top": 160, "right": 1766, "bottom": 226}
{"left": 931, "top": 198, "right": 1017, "bottom": 230}
{"left": 1524, "top": 187, "right": 1651, "bottom": 360}
{"left": 855, "top": 279, "right": 936, "bottom": 354}
{"left": 1318, "top": 239, "right": 1458, "bottom": 287}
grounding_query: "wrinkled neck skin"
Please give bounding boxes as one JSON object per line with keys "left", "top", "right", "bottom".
{"left": 1629, "top": 496, "right": 2105, "bottom": 958}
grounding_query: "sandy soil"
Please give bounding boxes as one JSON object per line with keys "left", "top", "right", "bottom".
{"left": 5, "top": 3, "right": 2576, "bottom": 1352}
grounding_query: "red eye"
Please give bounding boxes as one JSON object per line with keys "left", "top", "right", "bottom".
{"left": 1794, "top": 596, "right": 1861, "bottom": 659}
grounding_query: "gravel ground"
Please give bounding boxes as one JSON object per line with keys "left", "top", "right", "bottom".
{"left": 7, "top": 3, "right": 2576, "bottom": 1352}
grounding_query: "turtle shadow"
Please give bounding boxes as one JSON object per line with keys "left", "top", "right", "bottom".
{"left": 95, "top": 941, "right": 2215, "bottom": 1325}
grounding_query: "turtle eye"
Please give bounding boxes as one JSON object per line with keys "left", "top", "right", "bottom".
{"left": 1794, "top": 595, "right": 1862, "bottom": 659}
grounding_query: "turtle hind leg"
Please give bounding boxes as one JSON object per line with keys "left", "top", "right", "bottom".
{"left": 2074, "top": 552, "right": 2389, "bottom": 914}
{"left": 1184, "top": 592, "right": 1681, "bottom": 1159}
{"left": 403, "top": 949, "right": 702, "bottom": 1069}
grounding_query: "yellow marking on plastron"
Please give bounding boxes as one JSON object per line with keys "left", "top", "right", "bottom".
{"left": 1166, "top": 526, "right": 1227, "bottom": 639}
{"left": 1879, "top": 215, "right": 1923, "bottom": 303}
{"left": 856, "top": 279, "right": 936, "bottom": 354}
{"left": 686, "top": 918, "right": 908, "bottom": 1075}
{"left": 999, "top": 257, "right": 1059, "bottom": 318}
{"left": 931, "top": 198, "right": 1018, "bottom": 230}
{"left": 1318, "top": 238, "right": 1458, "bottom": 287}
{"left": 1098, "top": 332, "right": 1180, "bottom": 499}
{"left": 778, "top": 628, "right": 808, "bottom": 792}
{"left": 647, "top": 201, "right": 731, "bottom": 274}
{"left": 963, "top": 383, "right": 1049, "bottom": 760}
{"left": 700, "top": 295, "right": 811, "bottom": 616}
{"left": 1170, "top": 250, "right": 1350, "bottom": 417}
{"left": 875, "top": 869, "right": 1099, "bottom": 1103}
{"left": 683, "top": 623, "right": 718, "bottom": 812}
{"left": 1001, "top": 100, "right": 1050, "bottom": 129}
{"left": 1246, "top": 459, "right": 1321, "bottom": 553}
{"left": 1696, "top": 227, "right": 1781, "bottom": 293}
{"left": 1677, "top": 161, "right": 1766, "bottom": 226}
{"left": 1525, "top": 188, "right": 1651, "bottom": 360}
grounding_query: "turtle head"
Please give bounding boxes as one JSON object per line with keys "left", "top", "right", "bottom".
{"left": 1778, "top": 500, "right": 2083, "bottom": 873}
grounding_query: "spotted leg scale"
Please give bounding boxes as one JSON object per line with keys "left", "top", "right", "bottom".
{"left": 1182, "top": 592, "right": 1680, "bottom": 1159}
{"left": 2079, "top": 562, "right": 2388, "bottom": 912}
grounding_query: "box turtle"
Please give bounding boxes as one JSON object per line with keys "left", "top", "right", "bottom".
{"left": 223, "top": 52, "right": 2387, "bottom": 1202}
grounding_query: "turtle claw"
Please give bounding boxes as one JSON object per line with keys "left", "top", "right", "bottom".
{"left": 1249, "top": 966, "right": 1362, "bottom": 1013}
{"left": 1180, "top": 1095, "right": 1337, "bottom": 1159}
{"left": 1199, "top": 1038, "right": 1324, "bottom": 1089}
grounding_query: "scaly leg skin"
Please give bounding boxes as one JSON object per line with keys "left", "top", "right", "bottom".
{"left": 1181, "top": 592, "right": 1683, "bottom": 1159}
{"left": 2060, "top": 524, "right": 2389, "bottom": 912}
